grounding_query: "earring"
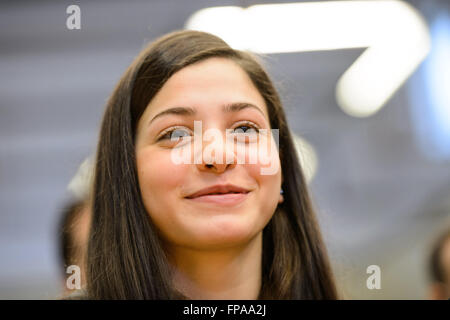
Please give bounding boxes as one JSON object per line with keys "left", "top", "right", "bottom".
{"left": 278, "top": 188, "right": 284, "bottom": 204}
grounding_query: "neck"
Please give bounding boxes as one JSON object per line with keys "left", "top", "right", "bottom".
{"left": 167, "top": 232, "right": 263, "bottom": 300}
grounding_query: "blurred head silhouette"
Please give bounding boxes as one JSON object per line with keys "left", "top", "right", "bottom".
{"left": 428, "top": 226, "right": 450, "bottom": 300}
{"left": 59, "top": 157, "right": 93, "bottom": 296}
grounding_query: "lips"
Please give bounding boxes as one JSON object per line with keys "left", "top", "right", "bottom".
{"left": 185, "top": 184, "right": 250, "bottom": 206}
{"left": 185, "top": 184, "right": 250, "bottom": 199}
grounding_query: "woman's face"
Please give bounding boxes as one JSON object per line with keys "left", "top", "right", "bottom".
{"left": 135, "top": 57, "right": 282, "bottom": 250}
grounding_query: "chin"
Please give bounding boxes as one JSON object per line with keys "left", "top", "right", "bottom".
{"left": 190, "top": 219, "right": 261, "bottom": 249}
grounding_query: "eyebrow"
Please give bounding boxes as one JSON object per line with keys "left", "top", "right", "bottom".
{"left": 148, "top": 102, "right": 266, "bottom": 126}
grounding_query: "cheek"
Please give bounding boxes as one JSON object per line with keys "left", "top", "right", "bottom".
{"left": 245, "top": 141, "right": 282, "bottom": 217}
{"left": 136, "top": 147, "right": 196, "bottom": 248}
{"left": 136, "top": 148, "right": 187, "bottom": 211}
{"left": 248, "top": 162, "right": 282, "bottom": 206}
{"left": 245, "top": 136, "right": 282, "bottom": 192}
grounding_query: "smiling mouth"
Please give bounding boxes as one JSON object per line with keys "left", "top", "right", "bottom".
{"left": 185, "top": 184, "right": 250, "bottom": 206}
{"left": 186, "top": 192, "right": 250, "bottom": 206}
{"left": 186, "top": 191, "right": 249, "bottom": 198}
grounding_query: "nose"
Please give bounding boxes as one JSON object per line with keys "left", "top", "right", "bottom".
{"left": 196, "top": 132, "right": 236, "bottom": 174}
{"left": 197, "top": 150, "right": 236, "bottom": 173}
{"left": 201, "top": 162, "right": 230, "bottom": 173}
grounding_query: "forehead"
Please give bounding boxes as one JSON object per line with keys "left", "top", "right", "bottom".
{"left": 144, "top": 57, "right": 268, "bottom": 118}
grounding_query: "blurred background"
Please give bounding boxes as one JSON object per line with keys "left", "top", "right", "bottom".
{"left": 1, "top": 0, "right": 449, "bottom": 299}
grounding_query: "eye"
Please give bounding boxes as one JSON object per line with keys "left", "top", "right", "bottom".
{"left": 157, "top": 127, "right": 192, "bottom": 142}
{"left": 231, "top": 121, "right": 260, "bottom": 134}
{"left": 230, "top": 121, "right": 260, "bottom": 143}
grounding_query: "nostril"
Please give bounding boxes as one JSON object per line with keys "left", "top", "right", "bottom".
{"left": 205, "top": 164, "right": 214, "bottom": 168}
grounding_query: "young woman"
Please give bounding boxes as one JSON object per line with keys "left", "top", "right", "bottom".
{"left": 86, "top": 30, "right": 338, "bottom": 299}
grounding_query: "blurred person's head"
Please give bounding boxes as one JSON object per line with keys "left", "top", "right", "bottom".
{"left": 59, "top": 199, "right": 91, "bottom": 294}
{"left": 428, "top": 227, "right": 450, "bottom": 300}
{"left": 58, "top": 157, "right": 94, "bottom": 295}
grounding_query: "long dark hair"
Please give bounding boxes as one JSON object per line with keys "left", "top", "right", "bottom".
{"left": 87, "top": 30, "right": 338, "bottom": 299}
